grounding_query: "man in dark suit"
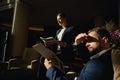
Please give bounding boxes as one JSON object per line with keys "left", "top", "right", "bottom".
{"left": 74, "top": 27, "right": 113, "bottom": 80}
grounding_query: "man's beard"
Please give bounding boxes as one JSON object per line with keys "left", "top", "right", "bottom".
{"left": 89, "top": 46, "right": 101, "bottom": 57}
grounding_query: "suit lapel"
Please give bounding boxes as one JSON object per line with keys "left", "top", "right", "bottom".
{"left": 61, "top": 28, "right": 67, "bottom": 40}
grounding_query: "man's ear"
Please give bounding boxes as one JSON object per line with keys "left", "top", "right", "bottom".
{"left": 102, "top": 37, "right": 109, "bottom": 43}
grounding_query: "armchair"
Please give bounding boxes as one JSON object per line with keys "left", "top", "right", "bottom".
{"left": 8, "top": 48, "right": 41, "bottom": 72}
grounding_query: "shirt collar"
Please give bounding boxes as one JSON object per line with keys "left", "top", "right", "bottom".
{"left": 90, "top": 48, "right": 111, "bottom": 59}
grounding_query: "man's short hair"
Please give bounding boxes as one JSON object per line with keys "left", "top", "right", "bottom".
{"left": 88, "top": 27, "right": 111, "bottom": 41}
{"left": 57, "top": 13, "right": 67, "bottom": 19}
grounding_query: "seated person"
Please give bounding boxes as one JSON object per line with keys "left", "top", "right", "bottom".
{"left": 74, "top": 27, "right": 113, "bottom": 80}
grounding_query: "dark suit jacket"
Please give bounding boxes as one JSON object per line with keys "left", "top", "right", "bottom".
{"left": 46, "top": 67, "right": 68, "bottom": 80}
{"left": 77, "top": 49, "right": 114, "bottom": 80}
{"left": 53, "top": 26, "right": 78, "bottom": 62}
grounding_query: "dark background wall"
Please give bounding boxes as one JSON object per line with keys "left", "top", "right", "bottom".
{"left": 24, "top": 0, "right": 118, "bottom": 27}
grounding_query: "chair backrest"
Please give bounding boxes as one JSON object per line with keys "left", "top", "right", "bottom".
{"left": 111, "top": 48, "right": 120, "bottom": 80}
{"left": 22, "top": 48, "right": 41, "bottom": 64}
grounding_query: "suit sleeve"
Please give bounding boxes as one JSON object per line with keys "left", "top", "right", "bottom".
{"left": 46, "top": 67, "right": 68, "bottom": 80}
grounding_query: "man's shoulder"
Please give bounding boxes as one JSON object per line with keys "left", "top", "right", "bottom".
{"left": 67, "top": 26, "right": 78, "bottom": 32}
{"left": 83, "top": 59, "right": 104, "bottom": 75}
{"left": 87, "top": 59, "right": 104, "bottom": 68}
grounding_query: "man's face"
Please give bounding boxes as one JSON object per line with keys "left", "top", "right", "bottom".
{"left": 85, "top": 31, "right": 102, "bottom": 55}
{"left": 57, "top": 16, "right": 65, "bottom": 26}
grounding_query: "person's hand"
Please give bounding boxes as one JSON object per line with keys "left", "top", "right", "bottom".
{"left": 57, "top": 41, "right": 67, "bottom": 47}
{"left": 74, "top": 33, "right": 88, "bottom": 45}
{"left": 44, "top": 41, "right": 53, "bottom": 47}
{"left": 44, "top": 58, "right": 52, "bottom": 69}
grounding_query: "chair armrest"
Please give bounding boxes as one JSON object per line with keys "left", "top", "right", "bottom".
{"left": 31, "top": 60, "right": 38, "bottom": 63}
{"left": 8, "top": 58, "right": 27, "bottom": 69}
{"left": 27, "top": 60, "right": 39, "bottom": 72}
